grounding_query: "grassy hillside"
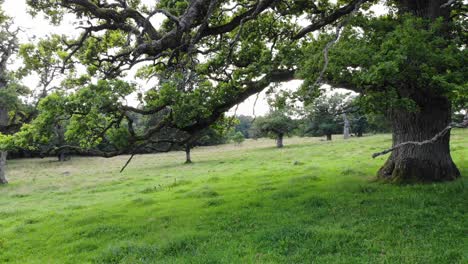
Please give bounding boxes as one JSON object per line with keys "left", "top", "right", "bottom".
{"left": 0, "top": 131, "right": 467, "bottom": 264}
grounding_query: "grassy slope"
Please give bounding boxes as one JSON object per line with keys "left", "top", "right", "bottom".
{"left": 0, "top": 131, "right": 466, "bottom": 264}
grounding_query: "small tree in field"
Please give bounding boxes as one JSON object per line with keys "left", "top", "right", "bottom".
{"left": 302, "top": 93, "right": 348, "bottom": 141}
{"left": 230, "top": 131, "right": 245, "bottom": 145}
{"left": 251, "top": 90, "right": 297, "bottom": 148}
{"left": 235, "top": 115, "right": 254, "bottom": 138}
{"left": 252, "top": 111, "right": 295, "bottom": 148}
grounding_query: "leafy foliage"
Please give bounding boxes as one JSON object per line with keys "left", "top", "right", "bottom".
{"left": 251, "top": 110, "right": 296, "bottom": 139}
{"left": 300, "top": 15, "right": 467, "bottom": 113}
{"left": 230, "top": 131, "right": 245, "bottom": 145}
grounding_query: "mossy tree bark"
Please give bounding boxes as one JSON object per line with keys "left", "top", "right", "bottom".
{"left": 377, "top": 95, "right": 460, "bottom": 182}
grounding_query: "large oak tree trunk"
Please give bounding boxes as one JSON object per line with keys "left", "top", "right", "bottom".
{"left": 378, "top": 0, "right": 461, "bottom": 183}
{"left": 326, "top": 134, "right": 332, "bottom": 141}
{"left": 378, "top": 95, "right": 460, "bottom": 182}
{"left": 276, "top": 133, "right": 284, "bottom": 148}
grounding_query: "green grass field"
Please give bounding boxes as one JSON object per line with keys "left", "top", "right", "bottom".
{"left": 0, "top": 131, "right": 467, "bottom": 264}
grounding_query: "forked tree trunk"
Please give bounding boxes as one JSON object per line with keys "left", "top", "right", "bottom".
{"left": 378, "top": 95, "right": 460, "bottom": 182}
{"left": 185, "top": 144, "right": 192, "bottom": 164}
{"left": 276, "top": 133, "right": 284, "bottom": 148}
{"left": 326, "top": 134, "right": 332, "bottom": 141}
{"left": 0, "top": 151, "right": 7, "bottom": 184}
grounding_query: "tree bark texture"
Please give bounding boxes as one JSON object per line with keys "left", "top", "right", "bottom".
{"left": 0, "top": 151, "right": 7, "bottom": 184}
{"left": 185, "top": 145, "right": 192, "bottom": 164}
{"left": 343, "top": 113, "right": 350, "bottom": 139}
{"left": 378, "top": 95, "right": 460, "bottom": 182}
{"left": 276, "top": 133, "right": 284, "bottom": 148}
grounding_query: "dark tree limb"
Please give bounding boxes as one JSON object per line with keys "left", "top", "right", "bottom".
{"left": 293, "top": 0, "right": 371, "bottom": 40}
{"left": 307, "top": 0, "right": 364, "bottom": 94}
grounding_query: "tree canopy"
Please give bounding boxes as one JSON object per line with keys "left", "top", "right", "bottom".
{"left": 0, "top": 0, "right": 466, "bottom": 182}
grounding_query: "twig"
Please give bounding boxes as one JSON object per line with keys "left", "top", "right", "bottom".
{"left": 441, "top": 0, "right": 457, "bottom": 8}
{"left": 120, "top": 153, "right": 136, "bottom": 173}
{"left": 250, "top": 92, "right": 261, "bottom": 124}
{"left": 225, "top": 104, "right": 239, "bottom": 133}
{"left": 311, "top": 0, "right": 363, "bottom": 91}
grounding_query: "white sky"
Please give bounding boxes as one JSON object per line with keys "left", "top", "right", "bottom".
{"left": 2, "top": 0, "right": 382, "bottom": 116}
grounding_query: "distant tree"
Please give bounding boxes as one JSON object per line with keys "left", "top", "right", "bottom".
{"left": 193, "top": 127, "right": 228, "bottom": 146}
{"left": 183, "top": 143, "right": 192, "bottom": 164}
{"left": 230, "top": 131, "right": 245, "bottom": 145}
{"left": 18, "top": 36, "right": 71, "bottom": 161}
{"left": 302, "top": 93, "right": 348, "bottom": 141}
{"left": 14, "top": 93, "right": 74, "bottom": 160}
{"left": 349, "top": 114, "right": 367, "bottom": 137}
{"left": 252, "top": 111, "right": 295, "bottom": 148}
{"left": 366, "top": 113, "right": 391, "bottom": 134}
{"left": 235, "top": 115, "right": 254, "bottom": 138}
{"left": 252, "top": 90, "right": 296, "bottom": 148}
{"left": 345, "top": 99, "right": 370, "bottom": 137}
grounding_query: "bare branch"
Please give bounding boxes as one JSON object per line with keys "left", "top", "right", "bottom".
{"left": 120, "top": 153, "right": 136, "bottom": 173}
{"left": 293, "top": 0, "right": 369, "bottom": 40}
{"left": 441, "top": 0, "right": 457, "bottom": 8}
{"left": 372, "top": 121, "right": 468, "bottom": 159}
{"left": 308, "top": 0, "right": 364, "bottom": 95}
